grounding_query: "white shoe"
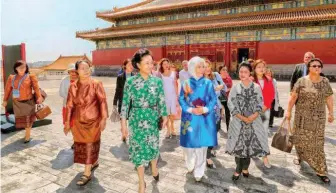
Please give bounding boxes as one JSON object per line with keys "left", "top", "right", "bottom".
{"left": 195, "top": 177, "right": 202, "bottom": 182}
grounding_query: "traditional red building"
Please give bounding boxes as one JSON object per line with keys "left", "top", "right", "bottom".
{"left": 76, "top": 0, "right": 336, "bottom": 75}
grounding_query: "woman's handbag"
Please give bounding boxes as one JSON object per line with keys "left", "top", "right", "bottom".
{"left": 271, "top": 119, "right": 293, "bottom": 153}
{"left": 110, "top": 106, "right": 121, "bottom": 122}
{"left": 275, "top": 106, "right": 284, "bottom": 118}
{"left": 35, "top": 104, "right": 52, "bottom": 120}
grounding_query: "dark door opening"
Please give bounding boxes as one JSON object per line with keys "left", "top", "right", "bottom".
{"left": 238, "top": 48, "right": 249, "bottom": 64}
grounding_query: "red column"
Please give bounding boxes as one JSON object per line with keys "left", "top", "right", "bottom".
{"left": 20, "top": 43, "right": 26, "bottom": 62}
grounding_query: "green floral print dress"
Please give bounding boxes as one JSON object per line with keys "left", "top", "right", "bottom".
{"left": 121, "top": 74, "right": 168, "bottom": 167}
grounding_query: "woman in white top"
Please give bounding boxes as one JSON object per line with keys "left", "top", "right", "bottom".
{"left": 159, "top": 58, "right": 178, "bottom": 138}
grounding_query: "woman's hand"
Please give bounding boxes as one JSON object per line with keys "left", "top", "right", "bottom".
{"left": 242, "top": 116, "right": 252, "bottom": 124}
{"left": 247, "top": 113, "right": 258, "bottom": 122}
{"left": 2, "top": 101, "right": 7, "bottom": 107}
{"left": 64, "top": 122, "right": 71, "bottom": 136}
{"left": 36, "top": 97, "right": 43, "bottom": 104}
{"left": 262, "top": 106, "right": 268, "bottom": 112}
{"left": 192, "top": 107, "right": 203, "bottom": 115}
{"left": 285, "top": 111, "right": 291, "bottom": 120}
{"left": 328, "top": 113, "right": 334, "bottom": 123}
{"left": 100, "top": 119, "right": 107, "bottom": 132}
{"left": 215, "top": 85, "right": 224, "bottom": 91}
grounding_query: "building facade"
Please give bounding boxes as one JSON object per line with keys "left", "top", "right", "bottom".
{"left": 76, "top": 0, "right": 336, "bottom": 77}
{"left": 42, "top": 55, "right": 91, "bottom": 80}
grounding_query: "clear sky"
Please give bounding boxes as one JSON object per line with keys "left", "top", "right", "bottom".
{"left": 1, "top": 0, "right": 142, "bottom": 62}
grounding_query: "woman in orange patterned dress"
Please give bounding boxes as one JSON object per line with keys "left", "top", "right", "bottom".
{"left": 64, "top": 60, "right": 108, "bottom": 186}
{"left": 2, "top": 60, "right": 43, "bottom": 143}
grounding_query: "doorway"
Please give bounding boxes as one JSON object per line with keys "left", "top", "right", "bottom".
{"left": 238, "top": 48, "right": 249, "bottom": 64}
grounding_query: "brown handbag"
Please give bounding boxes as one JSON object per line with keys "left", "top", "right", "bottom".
{"left": 35, "top": 104, "right": 52, "bottom": 120}
{"left": 271, "top": 119, "right": 293, "bottom": 153}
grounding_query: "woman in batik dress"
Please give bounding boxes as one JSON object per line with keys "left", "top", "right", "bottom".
{"left": 121, "top": 48, "right": 168, "bottom": 193}
{"left": 286, "top": 58, "right": 334, "bottom": 184}
{"left": 225, "top": 62, "right": 269, "bottom": 182}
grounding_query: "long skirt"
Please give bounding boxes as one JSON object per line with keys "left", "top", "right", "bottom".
{"left": 72, "top": 122, "right": 101, "bottom": 165}
{"left": 13, "top": 99, "right": 36, "bottom": 128}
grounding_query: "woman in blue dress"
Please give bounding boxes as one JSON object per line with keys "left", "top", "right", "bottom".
{"left": 179, "top": 56, "right": 218, "bottom": 181}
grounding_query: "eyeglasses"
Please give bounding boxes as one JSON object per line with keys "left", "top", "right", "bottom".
{"left": 311, "top": 65, "right": 322, "bottom": 68}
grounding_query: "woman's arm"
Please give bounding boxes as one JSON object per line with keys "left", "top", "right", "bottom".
{"left": 286, "top": 91, "right": 298, "bottom": 119}
{"left": 326, "top": 95, "right": 334, "bottom": 123}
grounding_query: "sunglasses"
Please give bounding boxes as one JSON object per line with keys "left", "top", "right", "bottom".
{"left": 311, "top": 65, "right": 322, "bottom": 68}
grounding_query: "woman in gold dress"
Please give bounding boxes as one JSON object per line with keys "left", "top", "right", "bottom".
{"left": 286, "top": 58, "right": 334, "bottom": 184}
{"left": 64, "top": 60, "right": 108, "bottom": 186}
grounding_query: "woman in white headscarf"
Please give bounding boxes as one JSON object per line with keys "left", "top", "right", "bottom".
{"left": 179, "top": 56, "right": 218, "bottom": 182}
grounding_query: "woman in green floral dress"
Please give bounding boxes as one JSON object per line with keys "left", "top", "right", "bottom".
{"left": 121, "top": 48, "right": 168, "bottom": 193}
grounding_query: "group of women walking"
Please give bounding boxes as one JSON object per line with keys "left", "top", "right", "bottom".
{"left": 2, "top": 49, "right": 334, "bottom": 192}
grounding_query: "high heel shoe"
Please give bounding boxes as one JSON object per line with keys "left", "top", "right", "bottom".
{"left": 153, "top": 173, "right": 159, "bottom": 181}
{"left": 242, "top": 172, "right": 249, "bottom": 178}
{"left": 206, "top": 162, "right": 216, "bottom": 169}
{"left": 232, "top": 174, "right": 240, "bottom": 181}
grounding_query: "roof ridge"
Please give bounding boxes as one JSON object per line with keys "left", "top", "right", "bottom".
{"left": 97, "top": 0, "right": 155, "bottom": 15}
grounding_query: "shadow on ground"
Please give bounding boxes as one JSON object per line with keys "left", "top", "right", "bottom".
{"left": 51, "top": 149, "right": 74, "bottom": 170}
{"left": 1, "top": 138, "right": 46, "bottom": 157}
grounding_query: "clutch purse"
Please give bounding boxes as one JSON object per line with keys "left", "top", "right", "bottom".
{"left": 35, "top": 104, "right": 52, "bottom": 120}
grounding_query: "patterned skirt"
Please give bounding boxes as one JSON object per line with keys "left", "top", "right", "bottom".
{"left": 74, "top": 140, "right": 100, "bottom": 165}
{"left": 13, "top": 99, "right": 36, "bottom": 128}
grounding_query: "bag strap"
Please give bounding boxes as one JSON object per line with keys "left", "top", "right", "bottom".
{"left": 278, "top": 118, "right": 292, "bottom": 134}
{"left": 12, "top": 73, "right": 28, "bottom": 89}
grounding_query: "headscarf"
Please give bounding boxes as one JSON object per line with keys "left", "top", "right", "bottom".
{"left": 188, "top": 56, "right": 205, "bottom": 80}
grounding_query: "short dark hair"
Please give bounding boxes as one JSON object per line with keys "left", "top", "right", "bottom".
{"left": 13, "top": 60, "right": 29, "bottom": 74}
{"left": 158, "top": 58, "right": 170, "bottom": 73}
{"left": 307, "top": 58, "right": 323, "bottom": 69}
{"left": 75, "top": 60, "right": 91, "bottom": 70}
{"left": 218, "top": 66, "right": 228, "bottom": 72}
{"left": 238, "top": 61, "right": 252, "bottom": 72}
{"left": 131, "top": 48, "right": 152, "bottom": 70}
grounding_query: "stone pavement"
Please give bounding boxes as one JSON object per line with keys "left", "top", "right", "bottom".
{"left": 1, "top": 77, "right": 336, "bottom": 193}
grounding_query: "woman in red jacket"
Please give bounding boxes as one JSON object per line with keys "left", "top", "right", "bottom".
{"left": 252, "top": 59, "right": 275, "bottom": 169}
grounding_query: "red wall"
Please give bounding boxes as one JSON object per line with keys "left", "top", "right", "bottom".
{"left": 93, "top": 47, "right": 164, "bottom": 66}
{"left": 258, "top": 39, "right": 336, "bottom": 64}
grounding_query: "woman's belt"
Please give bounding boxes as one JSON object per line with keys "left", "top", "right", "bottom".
{"left": 132, "top": 105, "right": 157, "bottom": 109}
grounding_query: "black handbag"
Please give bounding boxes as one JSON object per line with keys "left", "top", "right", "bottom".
{"left": 275, "top": 106, "right": 284, "bottom": 118}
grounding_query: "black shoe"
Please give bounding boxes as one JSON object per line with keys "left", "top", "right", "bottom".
{"left": 71, "top": 144, "right": 74, "bottom": 149}
{"left": 153, "top": 173, "right": 159, "bottom": 181}
{"left": 122, "top": 137, "right": 126, "bottom": 143}
{"left": 232, "top": 174, "right": 240, "bottom": 181}
{"left": 24, "top": 138, "right": 31, "bottom": 143}
{"left": 206, "top": 163, "right": 216, "bottom": 169}
{"left": 269, "top": 125, "right": 273, "bottom": 128}
{"left": 316, "top": 174, "right": 331, "bottom": 185}
{"left": 242, "top": 172, "right": 249, "bottom": 178}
